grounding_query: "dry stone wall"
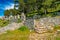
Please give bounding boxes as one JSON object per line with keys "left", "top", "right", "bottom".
{"left": 29, "top": 17, "right": 60, "bottom": 40}
{"left": 24, "top": 18, "right": 34, "bottom": 30}
{"left": 24, "top": 17, "right": 60, "bottom": 32}
{"left": 34, "top": 17, "right": 60, "bottom": 33}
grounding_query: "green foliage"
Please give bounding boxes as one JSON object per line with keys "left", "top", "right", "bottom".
{"left": 4, "top": 10, "right": 10, "bottom": 16}
{"left": 54, "top": 25, "right": 60, "bottom": 30}
{"left": 0, "top": 19, "right": 9, "bottom": 27}
{"left": 4, "top": 0, "right": 60, "bottom": 18}
{"left": 27, "top": 12, "right": 37, "bottom": 17}
{"left": 18, "top": 26, "right": 29, "bottom": 31}
{"left": 42, "top": 0, "right": 55, "bottom": 6}
{"left": 44, "top": 13, "right": 54, "bottom": 17}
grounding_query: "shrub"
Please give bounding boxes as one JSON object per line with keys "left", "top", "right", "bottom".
{"left": 0, "top": 19, "right": 9, "bottom": 27}
{"left": 18, "top": 26, "right": 29, "bottom": 31}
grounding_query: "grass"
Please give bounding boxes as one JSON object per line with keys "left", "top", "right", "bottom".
{"left": 53, "top": 25, "right": 60, "bottom": 40}
{"left": 54, "top": 34, "right": 60, "bottom": 40}
{"left": 1, "top": 25, "right": 59, "bottom": 40}
{"left": 54, "top": 25, "right": 60, "bottom": 31}
{"left": 0, "top": 25, "right": 60, "bottom": 40}
{"left": 0, "top": 26, "right": 31, "bottom": 40}
{"left": 55, "top": 37, "right": 60, "bottom": 40}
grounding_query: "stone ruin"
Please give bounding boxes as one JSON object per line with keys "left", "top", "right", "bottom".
{"left": 34, "top": 17, "right": 60, "bottom": 33}
{"left": 16, "top": 13, "right": 60, "bottom": 33}
{"left": 29, "top": 17, "right": 60, "bottom": 40}
{"left": 4, "top": 13, "right": 60, "bottom": 33}
{"left": 24, "top": 17, "right": 60, "bottom": 33}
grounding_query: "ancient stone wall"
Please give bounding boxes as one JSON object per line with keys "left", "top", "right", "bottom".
{"left": 34, "top": 17, "right": 60, "bottom": 33}
{"left": 24, "top": 18, "right": 34, "bottom": 29}
{"left": 24, "top": 17, "right": 60, "bottom": 31}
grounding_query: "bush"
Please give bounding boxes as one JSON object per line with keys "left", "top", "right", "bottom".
{"left": 18, "top": 26, "right": 29, "bottom": 31}
{"left": 0, "top": 19, "right": 9, "bottom": 27}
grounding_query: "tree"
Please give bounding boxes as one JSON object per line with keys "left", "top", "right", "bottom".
{"left": 24, "top": 0, "right": 37, "bottom": 17}
{"left": 14, "top": 0, "right": 60, "bottom": 17}
{"left": 10, "top": 9, "right": 18, "bottom": 16}
{"left": 18, "top": 0, "right": 25, "bottom": 12}
{"left": 4, "top": 10, "right": 10, "bottom": 17}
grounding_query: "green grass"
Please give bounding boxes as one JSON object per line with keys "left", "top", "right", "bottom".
{"left": 55, "top": 34, "right": 60, "bottom": 40}
{"left": 54, "top": 25, "right": 60, "bottom": 30}
{"left": 55, "top": 37, "right": 60, "bottom": 40}
{"left": 0, "top": 26, "right": 31, "bottom": 40}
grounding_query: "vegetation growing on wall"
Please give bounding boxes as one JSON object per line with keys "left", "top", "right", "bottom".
{"left": 0, "top": 19, "right": 9, "bottom": 27}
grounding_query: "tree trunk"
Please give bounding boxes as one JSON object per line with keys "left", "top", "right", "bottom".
{"left": 45, "top": 9, "right": 47, "bottom": 15}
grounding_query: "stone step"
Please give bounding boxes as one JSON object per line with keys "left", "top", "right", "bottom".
{"left": 35, "top": 29, "right": 47, "bottom": 33}
{"left": 35, "top": 27, "right": 47, "bottom": 29}
{"left": 34, "top": 26, "right": 47, "bottom": 33}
